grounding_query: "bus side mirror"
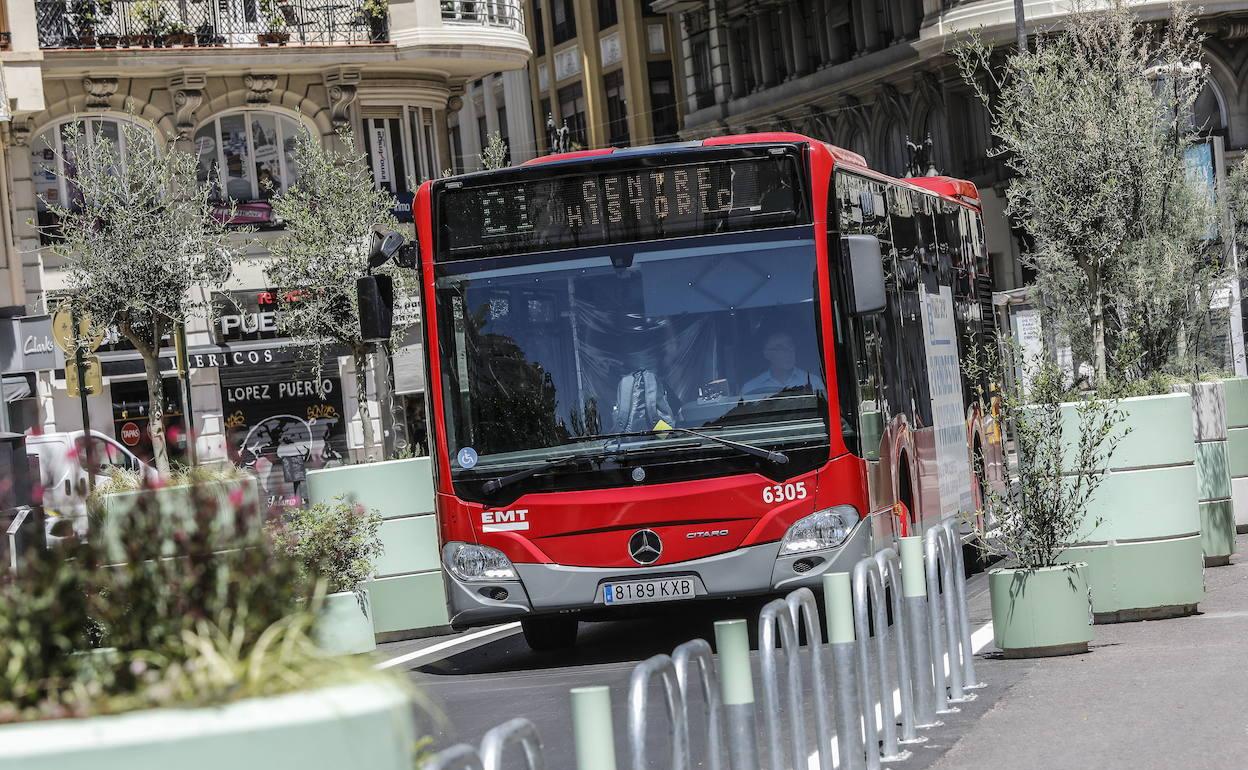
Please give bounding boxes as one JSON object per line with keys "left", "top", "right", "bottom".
{"left": 843, "top": 234, "right": 887, "bottom": 315}
{"left": 357, "top": 274, "right": 394, "bottom": 343}
{"left": 369, "top": 229, "right": 408, "bottom": 271}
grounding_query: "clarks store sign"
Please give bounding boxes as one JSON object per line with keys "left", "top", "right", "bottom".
{"left": 0, "top": 315, "right": 58, "bottom": 373}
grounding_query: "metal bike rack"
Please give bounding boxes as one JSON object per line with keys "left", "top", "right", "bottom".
{"left": 874, "top": 547, "right": 923, "bottom": 746}
{"left": 423, "top": 744, "right": 484, "bottom": 770}
{"left": 852, "top": 554, "right": 911, "bottom": 769}
{"left": 923, "top": 520, "right": 983, "bottom": 715}
{"left": 758, "top": 597, "right": 806, "bottom": 770}
{"left": 628, "top": 654, "right": 689, "bottom": 770}
{"left": 673, "top": 639, "right": 725, "bottom": 770}
{"left": 786, "top": 587, "right": 835, "bottom": 770}
{"left": 481, "top": 718, "right": 545, "bottom": 770}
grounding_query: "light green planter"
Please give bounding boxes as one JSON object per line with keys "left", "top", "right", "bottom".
{"left": 1173, "top": 381, "right": 1236, "bottom": 566}
{"left": 1057, "top": 392, "right": 1203, "bottom": 623}
{"left": 316, "top": 589, "right": 377, "bottom": 655}
{"left": 1223, "top": 377, "right": 1248, "bottom": 534}
{"left": 989, "top": 563, "right": 1092, "bottom": 658}
{"left": 306, "top": 458, "right": 449, "bottom": 641}
{"left": 0, "top": 681, "right": 416, "bottom": 770}
{"left": 98, "top": 476, "right": 261, "bottom": 562}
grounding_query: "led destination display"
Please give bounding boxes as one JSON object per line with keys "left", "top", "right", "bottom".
{"left": 435, "top": 148, "right": 808, "bottom": 259}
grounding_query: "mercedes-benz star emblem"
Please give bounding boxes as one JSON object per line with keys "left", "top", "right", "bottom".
{"left": 628, "top": 529, "right": 663, "bottom": 565}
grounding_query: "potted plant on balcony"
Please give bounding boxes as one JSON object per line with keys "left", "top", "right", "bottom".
{"left": 270, "top": 496, "right": 385, "bottom": 655}
{"left": 70, "top": 0, "right": 98, "bottom": 48}
{"left": 361, "top": 0, "right": 388, "bottom": 42}
{"left": 0, "top": 481, "right": 422, "bottom": 769}
{"left": 969, "top": 346, "right": 1126, "bottom": 658}
{"left": 165, "top": 20, "right": 195, "bottom": 46}
{"left": 128, "top": 0, "right": 168, "bottom": 46}
{"left": 258, "top": 0, "right": 291, "bottom": 45}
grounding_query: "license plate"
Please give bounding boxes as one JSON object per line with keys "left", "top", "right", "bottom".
{"left": 602, "top": 577, "right": 697, "bottom": 605}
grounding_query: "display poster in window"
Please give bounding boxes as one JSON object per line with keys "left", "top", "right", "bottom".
{"left": 920, "top": 285, "right": 972, "bottom": 520}
{"left": 220, "top": 366, "right": 349, "bottom": 508}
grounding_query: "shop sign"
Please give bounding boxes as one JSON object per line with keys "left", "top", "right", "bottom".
{"left": 211, "top": 200, "right": 277, "bottom": 228}
{"left": 0, "top": 315, "right": 58, "bottom": 373}
{"left": 120, "top": 421, "right": 142, "bottom": 447}
{"left": 392, "top": 190, "right": 414, "bottom": 223}
{"left": 221, "top": 366, "right": 349, "bottom": 508}
{"left": 213, "top": 289, "right": 305, "bottom": 343}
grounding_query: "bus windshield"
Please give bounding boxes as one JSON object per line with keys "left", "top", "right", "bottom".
{"left": 434, "top": 227, "right": 831, "bottom": 480}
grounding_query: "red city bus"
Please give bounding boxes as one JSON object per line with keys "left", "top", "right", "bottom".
{"left": 409, "top": 133, "right": 1004, "bottom": 649}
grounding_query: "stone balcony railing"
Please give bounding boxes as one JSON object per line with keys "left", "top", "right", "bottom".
{"left": 35, "top": 0, "right": 388, "bottom": 50}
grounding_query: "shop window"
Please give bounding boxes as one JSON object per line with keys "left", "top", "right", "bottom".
{"left": 194, "top": 111, "right": 303, "bottom": 204}
{"left": 604, "top": 70, "right": 630, "bottom": 148}
{"left": 31, "top": 116, "right": 149, "bottom": 246}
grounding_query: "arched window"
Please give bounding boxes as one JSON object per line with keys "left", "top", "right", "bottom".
{"left": 194, "top": 111, "right": 305, "bottom": 203}
{"left": 31, "top": 116, "right": 152, "bottom": 244}
{"left": 1190, "top": 80, "right": 1227, "bottom": 137}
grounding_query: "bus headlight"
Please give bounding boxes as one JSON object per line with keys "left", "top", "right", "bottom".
{"left": 444, "top": 542, "right": 518, "bottom": 582}
{"left": 779, "top": 506, "right": 859, "bottom": 554}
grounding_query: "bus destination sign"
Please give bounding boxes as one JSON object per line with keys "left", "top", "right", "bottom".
{"left": 435, "top": 149, "right": 806, "bottom": 259}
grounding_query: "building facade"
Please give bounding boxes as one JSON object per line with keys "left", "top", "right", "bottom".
{"left": 447, "top": 68, "right": 538, "bottom": 171}
{"left": 523, "top": 0, "right": 682, "bottom": 152}
{"left": 0, "top": 0, "right": 529, "bottom": 502}
{"left": 658, "top": 0, "right": 1247, "bottom": 298}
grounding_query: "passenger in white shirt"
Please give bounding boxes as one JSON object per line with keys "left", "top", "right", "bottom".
{"left": 742, "top": 332, "right": 825, "bottom": 399}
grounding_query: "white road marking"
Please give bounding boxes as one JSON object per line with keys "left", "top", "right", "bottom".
{"left": 813, "top": 619, "right": 995, "bottom": 769}
{"left": 374, "top": 622, "right": 522, "bottom": 670}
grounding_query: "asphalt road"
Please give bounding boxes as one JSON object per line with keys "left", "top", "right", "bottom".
{"left": 387, "top": 570, "right": 1009, "bottom": 770}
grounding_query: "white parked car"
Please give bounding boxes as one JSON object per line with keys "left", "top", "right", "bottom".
{"left": 25, "top": 430, "right": 156, "bottom": 543}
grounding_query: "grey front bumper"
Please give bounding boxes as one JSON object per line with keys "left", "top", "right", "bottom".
{"left": 445, "top": 519, "right": 872, "bottom": 628}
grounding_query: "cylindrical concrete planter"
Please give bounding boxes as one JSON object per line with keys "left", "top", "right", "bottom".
{"left": 0, "top": 681, "right": 415, "bottom": 770}
{"left": 1173, "top": 381, "right": 1236, "bottom": 566}
{"left": 1058, "top": 392, "right": 1204, "bottom": 623}
{"left": 989, "top": 563, "right": 1092, "bottom": 658}
{"left": 316, "top": 588, "right": 377, "bottom": 655}
{"left": 1223, "top": 377, "right": 1248, "bottom": 534}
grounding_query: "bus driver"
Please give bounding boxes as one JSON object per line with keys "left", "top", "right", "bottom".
{"left": 742, "top": 331, "right": 824, "bottom": 399}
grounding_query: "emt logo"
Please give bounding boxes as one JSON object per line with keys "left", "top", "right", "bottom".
{"left": 481, "top": 509, "right": 529, "bottom": 533}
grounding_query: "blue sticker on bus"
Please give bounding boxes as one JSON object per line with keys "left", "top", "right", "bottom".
{"left": 456, "top": 447, "right": 479, "bottom": 469}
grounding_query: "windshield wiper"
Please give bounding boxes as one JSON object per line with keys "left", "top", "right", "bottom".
{"left": 481, "top": 454, "right": 589, "bottom": 495}
{"left": 601, "top": 427, "right": 789, "bottom": 465}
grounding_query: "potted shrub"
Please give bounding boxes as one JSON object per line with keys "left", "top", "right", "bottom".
{"left": 164, "top": 20, "right": 195, "bottom": 46}
{"left": 70, "top": 0, "right": 98, "bottom": 47}
{"left": 130, "top": 0, "right": 168, "bottom": 46}
{"left": 271, "top": 496, "right": 384, "bottom": 655}
{"left": 0, "top": 482, "right": 419, "bottom": 769}
{"left": 258, "top": 0, "right": 291, "bottom": 45}
{"left": 361, "top": 0, "right": 388, "bottom": 42}
{"left": 972, "top": 349, "right": 1125, "bottom": 658}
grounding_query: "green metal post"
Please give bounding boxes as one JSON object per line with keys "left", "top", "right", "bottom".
{"left": 571, "top": 685, "right": 616, "bottom": 770}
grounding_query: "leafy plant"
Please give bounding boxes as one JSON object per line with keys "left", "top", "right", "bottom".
{"left": 269, "top": 496, "right": 384, "bottom": 594}
{"left": 480, "top": 131, "right": 510, "bottom": 171}
{"left": 260, "top": 0, "right": 288, "bottom": 31}
{"left": 47, "top": 119, "right": 244, "bottom": 475}
{"left": 954, "top": 4, "right": 1221, "bottom": 385}
{"left": 70, "top": 0, "right": 99, "bottom": 34}
{"left": 132, "top": 0, "right": 169, "bottom": 35}
{"left": 361, "top": 0, "right": 387, "bottom": 19}
{"left": 0, "top": 478, "right": 323, "bottom": 723}
{"left": 966, "top": 340, "right": 1127, "bottom": 570}
{"left": 264, "top": 127, "right": 416, "bottom": 457}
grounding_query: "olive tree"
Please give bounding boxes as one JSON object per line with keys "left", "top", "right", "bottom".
{"left": 264, "top": 128, "right": 413, "bottom": 456}
{"left": 481, "top": 131, "right": 510, "bottom": 171}
{"left": 956, "top": 3, "right": 1219, "bottom": 383}
{"left": 47, "top": 121, "right": 239, "bottom": 475}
